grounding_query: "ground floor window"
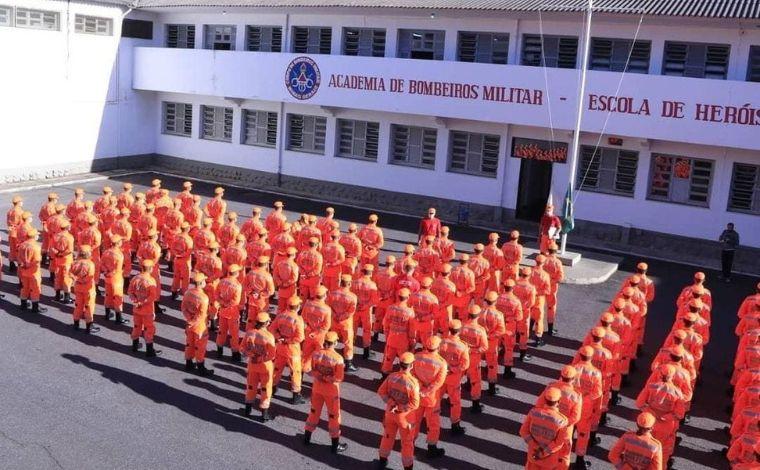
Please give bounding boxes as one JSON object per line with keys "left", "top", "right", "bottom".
{"left": 336, "top": 119, "right": 379, "bottom": 161}
{"left": 242, "top": 110, "right": 277, "bottom": 147}
{"left": 648, "top": 154, "right": 713, "bottom": 207}
{"left": 448, "top": 131, "right": 500, "bottom": 177}
{"left": 162, "top": 102, "right": 193, "bottom": 137}
{"left": 390, "top": 125, "right": 437, "bottom": 169}
{"left": 577, "top": 146, "right": 638, "bottom": 197}
{"left": 201, "top": 105, "right": 233, "bottom": 142}
{"left": 728, "top": 163, "right": 760, "bottom": 214}
{"left": 287, "top": 114, "right": 326, "bottom": 154}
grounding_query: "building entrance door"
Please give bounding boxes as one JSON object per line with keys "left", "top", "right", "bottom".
{"left": 516, "top": 158, "right": 553, "bottom": 222}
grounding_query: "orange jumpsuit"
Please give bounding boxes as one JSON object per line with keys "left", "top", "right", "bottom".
{"left": 573, "top": 358, "right": 604, "bottom": 457}
{"left": 171, "top": 232, "right": 193, "bottom": 294}
{"left": 501, "top": 241, "right": 523, "bottom": 282}
{"left": 182, "top": 286, "right": 210, "bottom": 362}
{"left": 727, "top": 430, "right": 760, "bottom": 468}
{"left": 301, "top": 299, "right": 332, "bottom": 372}
{"left": 373, "top": 266, "right": 397, "bottom": 335}
{"left": 305, "top": 347, "right": 345, "bottom": 438}
{"left": 216, "top": 274, "right": 243, "bottom": 352}
{"left": 128, "top": 201, "right": 146, "bottom": 253}
{"left": 112, "top": 215, "right": 133, "bottom": 268}
{"left": 322, "top": 240, "right": 345, "bottom": 291}
{"left": 116, "top": 190, "right": 134, "bottom": 212}
{"left": 221, "top": 243, "right": 247, "bottom": 283}
{"left": 328, "top": 288, "right": 358, "bottom": 361}
{"left": 77, "top": 225, "right": 102, "bottom": 281}
{"left": 514, "top": 279, "right": 536, "bottom": 351}
{"left": 136, "top": 211, "right": 157, "bottom": 245}
{"left": 316, "top": 215, "right": 335, "bottom": 244}
{"left": 544, "top": 254, "right": 564, "bottom": 326}
{"left": 128, "top": 272, "right": 158, "bottom": 343}
{"left": 271, "top": 308, "right": 305, "bottom": 393}
{"left": 529, "top": 266, "right": 551, "bottom": 338}
{"left": 101, "top": 246, "right": 125, "bottom": 313}
{"left": 439, "top": 333, "right": 470, "bottom": 425}
{"left": 264, "top": 209, "right": 287, "bottom": 239}
{"left": 582, "top": 326, "right": 623, "bottom": 407}
{"left": 434, "top": 236, "right": 456, "bottom": 266}
{"left": 297, "top": 248, "right": 323, "bottom": 300}
{"left": 467, "top": 254, "right": 491, "bottom": 304}
{"left": 608, "top": 306, "right": 635, "bottom": 376}
{"left": 175, "top": 189, "right": 195, "bottom": 218}
{"left": 460, "top": 318, "right": 488, "bottom": 401}
{"left": 273, "top": 258, "right": 299, "bottom": 313}
{"left": 50, "top": 231, "right": 74, "bottom": 293}
{"left": 480, "top": 305, "right": 506, "bottom": 383}
{"left": 196, "top": 251, "right": 222, "bottom": 322}
{"left": 245, "top": 239, "right": 272, "bottom": 270}
{"left": 192, "top": 225, "right": 216, "bottom": 260}
{"left": 339, "top": 232, "right": 362, "bottom": 276}
{"left": 65, "top": 197, "right": 85, "bottom": 222}
{"left": 579, "top": 341, "right": 614, "bottom": 417}
{"left": 161, "top": 209, "right": 184, "bottom": 258}
{"left": 412, "top": 350, "right": 447, "bottom": 445}
{"left": 409, "top": 288, "right": 438, "bottom": 346}
{"left": 6, "top": 205, "right": 24, "bottom": 264}
{"left": 358, "top": 224, "right": 383, "bottom": 269}
{"left": 243, "top": 267, "right": 275, "bottom": 330}
{"left": 482, "top": 242, "right": 504, "bottom": 293}
{"left": 519, "top": 405, "right": 572, "bottom": 469}
{"left": 38, "top": 201, "right": 57, "bottom": 256}
{"left": 352, "top": 273, "right": 379, "bottom": 349}
{"left": 431, "top": 275, "right": 456, "bottom": 334}
{"left": 608, "top": 430, "right": 663, "bottom": 470}
{"left": 136, "top": 238, "right": 161, "bottom": 286}
{"left": 414, "top": 245, "right": 440, "bottom": 280}
{"left": 382, "top": 301, "right": 416, "bottom": 373}
{"left": 241, "top": 326, "right": 277, "bottom": 410}
{"left": 497, "top": 291, "right": 523, "bottom": 367}
{"left": 271, "top": 231, "right": 296, "bottom": 271}
{"left": 204, "top": 196, "right": 226, "bottom": 237}
{"left": 636, "top": 379, "right": 687, "bottom": 461}
{"left": 377, "top": 369, "right": 420, "bottom": 469}
{"left": 17, "top": 238, "right": 42, "bottom": 302}
{"left": 218, "top": 220, "right": 240, "bottom": 249}
{"left": 450, "top": 264, "right": 476, "bottom": 321}
{"left": 297, "top": 224, "right": 321, "bottom": 251}
{"left": 240, "top": 215, "right": 264, "bottom": 242}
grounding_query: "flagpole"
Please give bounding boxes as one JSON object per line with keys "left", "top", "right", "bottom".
{"left": 560, "top": 0, "right": 593, "bottom": 255}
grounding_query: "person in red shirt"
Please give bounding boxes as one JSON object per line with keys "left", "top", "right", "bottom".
{"left": 418, "top": 207, "right": 442, "bottom": 244}
{"left": 204, "top": 187, "right": 227, "bottom": 237}
{"left": 538, "top": 203, "right": 562, "bottom": 254}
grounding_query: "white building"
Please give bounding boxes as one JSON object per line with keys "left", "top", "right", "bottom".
{"left": 1, "top": 0, "right": 759, "bottom": 253}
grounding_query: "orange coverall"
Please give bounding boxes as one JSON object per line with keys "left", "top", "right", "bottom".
{"left": 6, "top": 205, "right": 24, "bottom": 265}
{"left": 241, "top": 326, "right": 277, "bottom": 410}
{"left": 467, "top": 254, "right": 490, "bottom": 304}
{"left": 216, "top": 275, "right": 243, "bottom": 352}
{"left": 381, "top": 302, "right": 416, "bottom": 373}
{"left": 352, "top": 273, "right": 379, "bottom": 350}
{"left": 204, "top": 196, "right": 226, "bottom": 236}
{"left": 377, "top": 369, "right": 420, "bottom": 469}
{"left": 128, "top": 272, "right": 158, "bottom": 343}
{"left": 271, "top": 308, "right": 305, "bottom": 393}
{"left": 297, "top": 248, "right": 323, "bottom": 300}
{"left": 305, "top": 347, "right": 345, "bottom": 438}
{"left": 301, "top": 299, "right": 332, "bottom": 372}
{"left": 480, "top": 305, "right": 506, "bottom": 383}
{"left": 431, "top": 275, "right": 456, "bottom": 334}
{"left": 460, "top": 318, "right": 489, "bottom": 401}
{"left": 500, "top": 240, "right": 523, "bottom": 282}
{"left": 273, "top": 258, "right": 299, "bottom": 313}
{"left": 196, "top": 251, "right": 222, "bottom": 323}
{"left": 264, "top": 209, "right": 287, "bottom": 239}
{"left": 171, "top": 232, "right": 193, "bottom": 294}
{"left": 243, "top": 267, "right": 275, "bottom": 330}
{"left": 372, "top": 265, "right": 397, "bottom": 335}
{"left": 482, "top": 242, "right": 504, "bottom": 293}
{"left": 50, "top": 230, "right": 74, "bottom": 293}
{"left": 519, "top": 405, "right": 572, "bottom": 469}
{"left": 101, "top": 247, "right": 125, "bottom": 312}
{"left": 636, "top": 379, "right": 687, "bottom": 462}
{"left": 439, "top": 332, "right": 470, "bottom": 426}
{"left": 322, "top": 240, "right": 345, "bottom": 291}
{"left": 572, "top": 358, "right": 604, "bottom": 457}
{"left": 530, "top": 266, "right": 551, "bottom": 338}
{"left": 409, "top": 288, "right": 439, "bottom": 346}
{"left": 136, "top": 238, "right": 161, "bottom": 285}
{"left": 543, "top": 254, "right": 564, "bottom": 326}
{"left": 182, "top": 286, "right": 210, "bottom": 363}
{"left": 338, "top": 231, "right": 362, "bottom": 276}
{"left": 328, "top": 288, "right": 358, "bottom": 360}
{"left": 450, "top": 264, "right": 475, "bottom": 321}
{"left": 358, "top": 224, "right": 383, "bottom": 269}
{"left": 497, "top": 290, "right": 523, "bottom": 367}
{"left": 18, "top": 238, "right": 43, "bottom": 302}
{"left": 412, "top": 350, "right": 447, "bottom": 446}
{"left": 608, "top": 430, "right": 663, "bottom": 470}
{"left": 514, "top": 279, "right": 537, "bottom": 352}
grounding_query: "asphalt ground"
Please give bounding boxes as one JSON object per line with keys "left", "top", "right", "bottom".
{"left": 0, "top": 171, "right": 752, "bottom": 470}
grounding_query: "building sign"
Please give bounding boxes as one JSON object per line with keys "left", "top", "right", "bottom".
{"left": 285, "top": 57, "right": 320, "bottom": 100}
{"left": 511, "top": 137, "right": 568, "bottom": 163}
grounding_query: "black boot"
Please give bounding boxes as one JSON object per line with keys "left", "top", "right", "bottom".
{"left": 346, "top": 360, "right": 358, "bottom": 372}
{"left": 372, "top": 332, "right": 379, "bottom": 343}
{"left": 331, "top": 437, "right": 347, "bottom": 454}
{"left": 185, "top": 359, "right": 195, "bottom": 371}
{"left": 547, "top": 323, "right": 554, "bottom": 336}
{"left": 132, "top": 338, "right": 140, "bottom": 352}
{"left": 261, "top": 408, "right": 272, "bottom": 422}
{"left": 85, "top": 322, "right": 96, "bottom": 334}
{"left": 231, "top": 351, "right": 242, "bottom": 362}
{"left": 683, "top": 414, "right": 691, "bottom": 424}
{"left": 451, "top": 422, "right": 466, "bottom": 436}
{"left": 574, "top": 456, "right": 590, "bottom": 469}
{"left": 376, "top": 457, "right": 388, "bottom": 469}
{"left": 55, "top": 290, "right": 62, "bottom": 301}
{"left": 154, "top": 301, "right": 165, "bottom": 313}
{"left": 20, "top": 298, "right": 29, "bottom": 310}
{"left": 622, "top": 375, "right": 631, "bottom": 387}
{"left": 404, "top": 466, "right": 412, "bottom": 470}
{"left": 519, "top": 350, "right": 532, "bottom": 362}
{"left": 197, "top": 362, "right": 214, "bottom": 376}
{"left": 534, "top": 336, "right": 545, "bottom": 347}
{"left": 470, "top": 400, "right": 483, "bottom": 414}
{"left": 210, "top": 318, "right": 218, "bottom": 331}
{"left": 146, "top": 343, "right": 157, "bottom": 357}
{"left": 115, "top": 311, "right": 129, "bottom": 324}
{"left": 104, "top": 308, "right": 113, "bottom": 320}
{"left": 503, "top": 366, "right": 516, "bottom": 379}
{"left": 171, "top": 291, "right": 179, "bottom": 301}
{"left": 32, "top": 302, "right": 47, "bottom": 313}
{"left": 49, "top": 271, "right": 54, "bottom": 283}
{"left": 611, "top": 390, "right": 620, "bottom": 405}
{"left": 291, "top": 392, "right": 306, "bottom": 405}
{"left": 599, "top": 413, "right": 608, "bottom": 426}
{"left": 590, "top": 431, "right": 601, "bottom": 446}
{"left": 216, "top": 346, "right": 224, "bottom": 358}
{"left": 303, "top": 430, "right": 312, "bottom": 445}
{"left": 9, "top": 262, "right": 16, "bottom": 273}
{"left": 362, "top": 347, "right": 370, "bottom": 360}
{"left": 487, "top": 382, "right": 498, "bottom": 396}
{"left": 426, "top": 444, "right": 445, "bottom": 458}
{"left": 62, "top": 292, "right": 74, "bottom": 305}
{"left": 73, "top": 320, "right": 81, "bottom": 330}
{"left": 242, "top": 403, "right": 252, "bottom": 417}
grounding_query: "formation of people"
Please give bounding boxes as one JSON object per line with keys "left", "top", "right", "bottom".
{"left": 1, "top": 179, "right": 736, "bottom": 469}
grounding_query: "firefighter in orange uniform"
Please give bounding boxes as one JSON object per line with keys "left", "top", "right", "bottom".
{"left": 450, "top": 253, "right": 476, "bottom": 321}
{"left": 303, "top": 331, "right": 348, "bottom": 454}
{"left": 137, "top": 203, "right": 158, "bottom": 250}
{"left": 161, "top": 202, "right": 184, "bottom": 264}
{"left": 171, "top": 222, "right": 193, "bottom": 299}
{"left": 101, "top": 235, "right": 128, "bottom": 324}
{"left": 483, "top": 233, "right": 505, "bottom": 293}
{"left": 439, "top": 319, "right": 470, "bottom": 435}
{"left": 480, "top": 291, "right": 506, "bottom": 395}
{"left": 272, "top": 222, "right": 296, "bottom": 269}
{"left": 381, "top": 288, "right": 416, "bottom": 376}
{"left": 271, "top": 296, "right": 306, "bottom": 404}
{"left": 112, "top": 208, "right": 133, "bottom": 273}
{"left": 409, "top": 277, "right": 438, "bottom": 347}
{"left": 358, "top": 214, "right": 384, "bottom": 269}
{"left": 468, "top": 243, "right": 491, "bottom": 305}
{"left": 519, "top": 387, "right": 572, "bottom": 469}
{"left": 373, "top": 255, "right": 397, "bottom": 340}
{"left": 297, "top": 237, "right": 323, "bottom": 300}
{"left": 434, "top": 226, "right": 456, "bottom": 267}
{"left": 297, "top": 215, "right": 321, "bottom": 252}
{"left": 461, "top": 304, "right": 489, "bottom": 413}
{"left": 145, "top": 178, "right": 162, "bottom": 205}
{"left": 128, "top": 193, "right": 146, "bottom": 255}
{"left": 185, "top": 195, "right": 203, "bottom": 237}
{"left": 241, "top": 312, "right": 276, "bottom": 421}
{"left": 353, "top": 264, "right": 379, "bottom": 359}
{"left": 136, "top": 230, "right": 162, "bottom": 310}
{"left": 117, "top": 182, "right": 135, "bottom": 212}
{"left": 45, "top": 204, "right": 67, "bottom": 278}
{"left": 265, "top": 201, "right": 287, "bottom": 239}
{"left": 216, "top": 264, "right": 244, "bottom": 361}
{"left": 581, "top": 327, "right": 614, "bottom": 426}
{"left": 94, "top": 186, "right": 115, "bottom": 216}
{"left": 38, "top": 192, "right": 58, "bottom": 266}
{"left": 274, "top": 246, "right": 299, "bottom": 313}
{"left": 536, "top": 366, "right": 582, "bottom": 466}
{"left": 219, "top": 211, "right": 240, "bottom": 249}
{"left": 204, "top": 187, "right": 227, "bottom": 237}
{"left": 544, "top": 243, "right": 564, "bottom": 336}
{"left": 412, "top": 335, "right": 448, "bottom": 458}
{"left": 395, "top": 244, "right": 416, "bottom": 275}
{"left": 377, "top": 352, "right": 420, "bottom": 470}
{"left": 514, "top": 267, "right": 537, "bottom": 361}
{"left": 301, "top": 285, "right": 332, "bottom": 373}
{"left": 51, "top": 220, "right": 75, "bottom": 304}
{"left": 573, "top": 345, "right": 604, "bottom": 467}
{"left": 316, "top": 207, "right": 335, "bottom": 245}
{"left": 241, "top": 206, "right": 264, "bottom": 242}
{"left": 636, "top": 364, "right": 687, "bottom": 466}
{"left": 6, "top": 195, "right": 24, "bottom": 273}
{"left": 175, "top": 181, "right": 195, "bottom": 217}
{"left": 77, "top": 215, "right": 102, "bottom": 285}
{"left": 608, "top": 412, "right": 663, "bottom": 470}
{"left": 322, "top": 229, "right": 346, "bottom": 291}
{"left": 197, "top": 241, "right": 223, "bottom": 331}
{"left": 243, "top": 255, "right": 275, "bottom": 330}
{"left": 245, "top": 228, "right": 271, "bottom": 270}
{"left": 677, "top": 271, "right": 712, "bottom": 309}
{"left": 339, "top": 223, "right": 362, "bottom": 277}
{"left": 71, "top": 246, "right": 97, "bottom": 333}
{"left": 221, "top": 234, "right": 247, "bottom": 282}
{"left": 328, "top": 275, "right": 359, "bottom": 371}
{"left": 431, "top": 263, "right": 456, "bottom": 334}
{"left": 66, "top": 187, "right": 86, "bottom": 221}
{"left": 17, "top": 229, "right": 46, "bottom": 313}
{"left": 497, "top": 279, "right": 523, "bottom": 378}
{"left": 128, "top": 259, "right": 160, "bottom": 357}
{"left": 530, "top": 254, "right": 551, "bottom": 346}
{"left": 414, "top": 236, "right": 440, "bottom": 280}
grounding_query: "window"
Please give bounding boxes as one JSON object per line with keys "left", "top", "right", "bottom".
{"left": 204, "top": 25, "right": 235, "bottom": 50}
{"left": 201, "top": 105, "right": 233, "bottom": 142}
{"left": 748, "top": 46, "right": 760, "bottom": 82}
{"left": 457, "top": 32, "right": 509, "bottom": 64}
{"left": 662, "top": 41, "right": 730, "bottom": 79}
{"left": 397, "top": 29, "right": 445, "bottom": 60}
{"left": 167, "top": 24, "right": 195, "bottom": 48}
{"left": 728, "top": 164, "right": 760, "bottom": 214}
{"left": 162, "top": 102, "right": 193, "bottom": 137}
{"left": 521, "top": 34, "right": 578, "bottom": 68}
{"left": 0, "top": 5, "right": 12, "bottom": 27}
{"left": 15, "top": 8, "right": 59, "bottom": 30}
{"left": 246, "top": 26, "right": 282, "bottom": 52}
{"left": 242, "top": 110, "right": 277, "bottom": 147}
{"left": 287, "top": 114, "right": 326, "bottom": 154}
{"left": 122, "top": 19, "right": 152, "bottom": 39}
{"left": 75, "top": 14, "right": 112, "bottom": 35}
{"left": 390, "top": 125, "right": 437, "bottom": 169}
{"left": 342, "top": 28, "right": 386, "bottom": 57}
{"left": 337, "top": 119, "right": 379, "bottom": 161}
{"left": 577, "top": 146, "right": 638, "bottom": 196}
{"left": 292, "top": 26, "right": 331, "bottom": 54}
{"left": 448, "top": 131, "right": 500, "bottom": 177}
{"left": 648, "top": 154, "right": 713, "bottom": 207}
{"left": 590, "top": 38, "right": 650, "bottom": 73}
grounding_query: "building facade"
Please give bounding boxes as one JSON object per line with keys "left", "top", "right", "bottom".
{"left": 1, "top": 0, "right": 759, "bottom": 249}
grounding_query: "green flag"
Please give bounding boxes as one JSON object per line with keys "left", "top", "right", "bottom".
{"left": 561, "top": 184, "right": 574, "bottom": 234}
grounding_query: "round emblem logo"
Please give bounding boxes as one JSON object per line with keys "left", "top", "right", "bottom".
{"left": 285, "top": 57, "right": 321, "bottom": 100}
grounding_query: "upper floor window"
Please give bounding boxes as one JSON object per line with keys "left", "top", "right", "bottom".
{"left": 204, "top": 25, "right": 235, "bottom": 51}
{"left": 577, "top": 146, "right": 638, "bottom": 197}
{"left": 457, "top": 32, "right": 509, "bottom": 64}
{"left": 242, "top": 109, "right": 278, "bottom": 148}
{"left": 390, "top": 125, "right": 437, "bottom": 169}
{"left": 292, "top": 26, "right": 331, "bottom": 54}
{"left": 0, "top": 5, "right": 12, "bottom": 26}
{"left": 201, "top": 105, "right": 233, "bottom": 142}
{"left": 342, "top": 27, "right": 386, "bottom": 57}
{"left": 122, "top": 18, "right": 152, "bottom": 40}
{"left": 521, "top": 34, "right": 578, "bottom": 68}
{"left": 648, "top": 154, "right": 713, "bottom": 207}
{"left": 747, "top": 46, "right": 760, "bottom": 83}
{"left": 167, "top": 24, "right": 195, "bottom": 48}
{"left": 662, "top": 41, "right": 730, "bottom": 80}
{"left": 728, "top": 163, "right": 760, "bottom": 214}
{"left": 162, "top": 102, "right": 193, "bottom": 137}
{"left": 590, "top": 38, "right": 650, "bottom": 74}
{"left": 75, "top": 14, "right": 113, "bottom": 36}
{"left": 336, "top": 119, "right": 379, "bottom": 161}
{"left": 397, "top": 29, "right": 444, "bottom": 60}
{"left": 287, "top": 114, "right": 326, "bottom": 154}
{"left": 448, "top": 131, "right": 499, "bottom": 177}
{"left": 15, "top": 7, "right": 59, "bottom": 31}
{"left": 246, "top": 26, "right": 282, "bottom": 52}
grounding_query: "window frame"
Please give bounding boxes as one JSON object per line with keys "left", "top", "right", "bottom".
{"left": 647, "top": 153, "right": 714, "bottom": 208}
{"left": 747, "top": 45, "right": 760, "bottom": 83}
{"left": 200, "top": 105, "right": 233, "bottom": 142}
{"left": 14, "top": 7, "right": 59, "bottom": 31}
{"left": 727, "top": 163, "right": 760, "bottom": 214}
{"left": 576, "top": 145, "right": 639, "bottom": 198}
{"left": 287, "top": 114, "right": 327, "bottom": 155}
{"left": 166, "top": 24, "right": 195, "bottom": 48}
{"left": 74, "top": 14, "right": 113, "bottom": 36}
{"left": 456, "top": 31, "right": 509, "bottom": 65}
{"left": 0, "top": 5, "right": 13, "bottom": 27}
{"left": 521, "top": 34, "right": 578, "bottom": 69}
{"left": 162, "top": 102, "right": 193, "bottom": 138}
{"left": 341, "top": 27, "right": 386, "bottom": 57}
{"left": 122, "top": 18, "right": 153, "bottom": 40}
{"left": 291, "top": 26, "right": 332, "bottom": 54}
{"left": 241, "top": 109, "right": 278, "bottom": 148}
{"left": 397, "top": 29, "right": 445, "bottom": 61}
{"left": 589, "top": 37, "right": 651, "bottom": 74}
{"left": 447, "top": 130, "right": 500, "bottom": 178}
{"left": 335, "top": 118, "right": 380, "bottom": 161}
{"left": 389, "top": 124, "right": 437, "bottom": 170}
{"left": 245, "top": 25, "right": 282, "bottom": 52}
{"left": 204, "top": 24, "right": 236, "bottom": 51}
{"left": 662, "top": 40, "right": 730, "bottom": 80}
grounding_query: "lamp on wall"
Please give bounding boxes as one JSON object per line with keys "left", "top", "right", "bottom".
{"left": 430, "top": 12, "right": 436, "bottom": 19}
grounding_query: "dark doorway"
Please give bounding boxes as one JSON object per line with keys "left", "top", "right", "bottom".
{"left": 516, "top": 158, "right": 553, "bottom": 221}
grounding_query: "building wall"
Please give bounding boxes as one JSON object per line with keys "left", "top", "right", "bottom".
{"left": 0, "top": 0, "right": 157, "bottom": 181}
